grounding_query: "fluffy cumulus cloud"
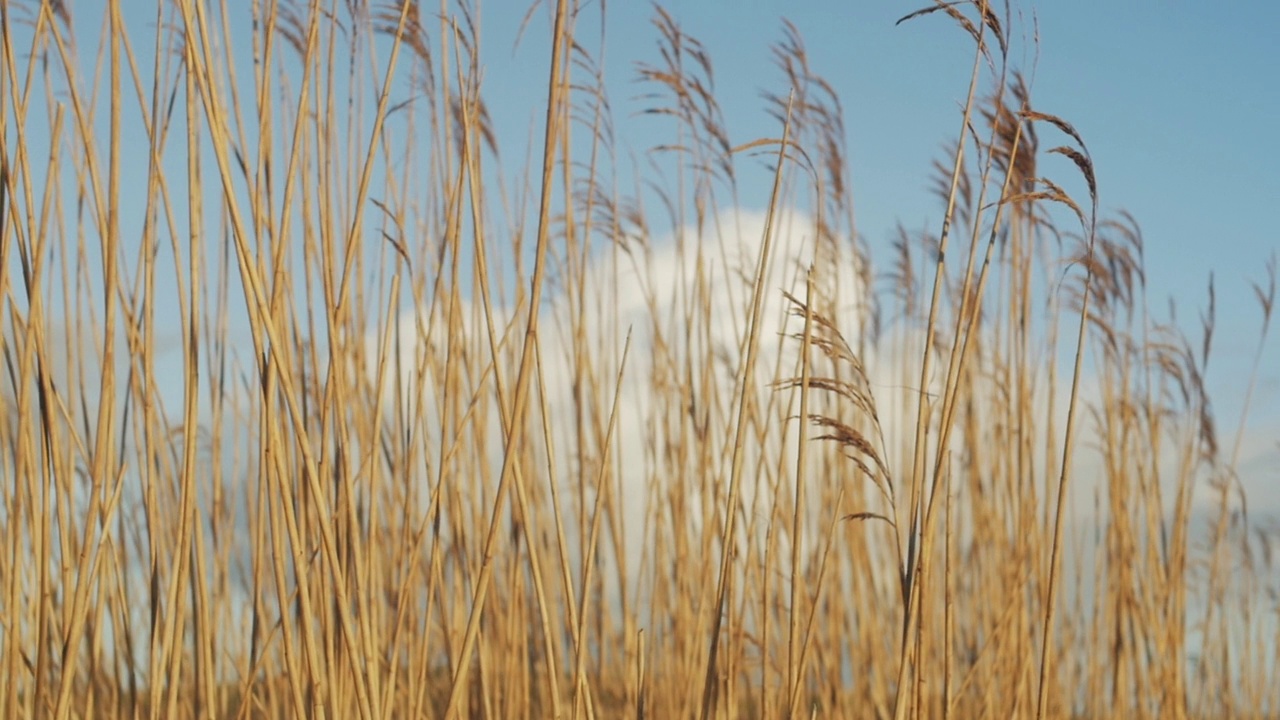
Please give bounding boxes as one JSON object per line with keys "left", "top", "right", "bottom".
{"left": 358, "top": 208, "right": 870, "bottom": 593}
{"left": 359, "top": 204, "right": 1280, "bottom": 622}
{"left": 360, "top": 205, "right": 1000, "bottom": 617}
{"left": 539, "top": 208, "right": 873, "bottom": 576}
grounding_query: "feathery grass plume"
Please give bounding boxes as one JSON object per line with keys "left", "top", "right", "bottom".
{"left": 1, "top": 1, "right": 1277, "bottom": 718}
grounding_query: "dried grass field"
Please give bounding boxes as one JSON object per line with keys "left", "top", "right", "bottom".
{"left": 1, "top": 1, "right": 1277, "bottom": 718}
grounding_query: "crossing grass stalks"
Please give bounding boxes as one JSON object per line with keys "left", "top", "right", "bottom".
{"left": 0, "top": 1, "right": 1276, "bottom": 718}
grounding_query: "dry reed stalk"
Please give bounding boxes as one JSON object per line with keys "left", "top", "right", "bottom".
{"left": 0, "top": 1, "right": 1276, "bottom": 718}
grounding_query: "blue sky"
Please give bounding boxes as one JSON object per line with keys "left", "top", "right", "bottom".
{"left": 475, "top": 1, "right": 1280, "bottom": 487}
{"left": 477, "top": 0, "right": 1280, "bottom": 292}
{"left": 33, "top": 1, "right": 1277, "bottom": 494}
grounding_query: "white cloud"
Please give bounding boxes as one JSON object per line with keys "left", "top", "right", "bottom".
{"left": 362, "top": 204, "right": 1280, "bottom": 624}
